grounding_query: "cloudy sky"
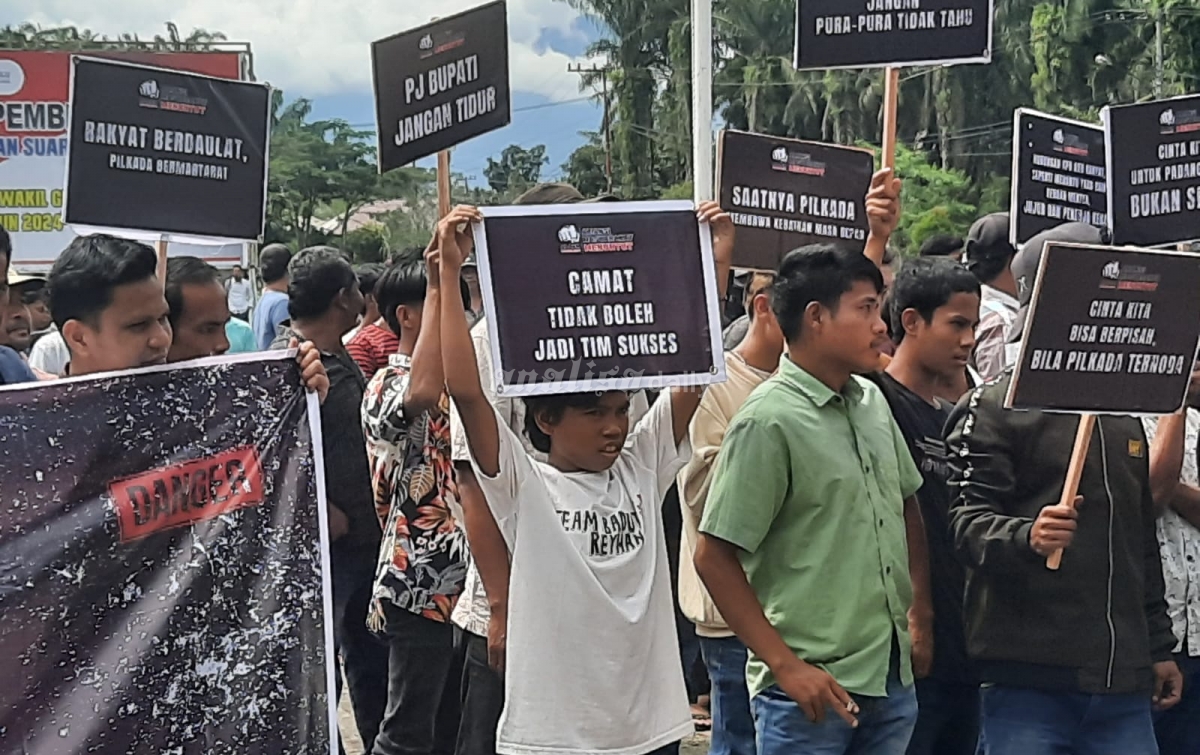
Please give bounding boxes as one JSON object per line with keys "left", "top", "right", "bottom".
{"left": 1, "top": 0, "right": 605, "bottom": 183}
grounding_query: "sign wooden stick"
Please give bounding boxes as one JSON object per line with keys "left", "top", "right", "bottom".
{"left": 155, "top": 235, "right": 168, "bottom": 284}
{"left": 1046, "top": 413, "right": 1096, "bottom": 570}
{"left": 881, "top": 67, "right": 901, "bottom": 170}
{"left": 437, "top": 150, "right": 452, "bottom": 219}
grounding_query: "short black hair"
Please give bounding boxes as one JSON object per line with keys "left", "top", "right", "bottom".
{"left": 375, "top": 258, "right": 471, "bottom": 336}
{"left": 388, "top": 247, "right": 425, "bottom": 267}
{"left": 918, "top": 235, "right": 964, "bottom": 258}
{"left": 523, "top": 392, "right": 613, "bottom": 453}
{"left": 888, "top": 257, "right": 981, "bottom": 343}
{"left": 260, "top": 243, "right": 293, "bottom": 284}
{"left": 0, "top": 226, "right": 11, "bottom": 259}
{"left": 165, "top": 256, "right": 221, "bottom": 327}
{"left": 772, "top": 244, "right": 884, "bottom": 342}
{"left": 49, "top": 234, "right": 158, "bottom": 329}
{"left": 354, "top": 263, "right": 386, "bottom": 299}
{"left": 287, "top": 246, "right": 357, "bottom": 321}
{"left": 743, "top": 272, "right": 776, "bottom": 321}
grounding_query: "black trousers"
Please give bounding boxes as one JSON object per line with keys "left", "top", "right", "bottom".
{"left": 455, "top": 631, "right": 504, "bottom": 755}
{"left": 373, "top": 604, "right": 462, "bottom": 755}
{"left": 331, "top": 552, "right": 390, "bottom": 753}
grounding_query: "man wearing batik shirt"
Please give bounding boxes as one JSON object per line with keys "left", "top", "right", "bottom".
{"left": 1144, "top": 369, "right": 1200, "bottom": 755}
{"left": 363, "top": 249, "right": 469, "bottom": 755}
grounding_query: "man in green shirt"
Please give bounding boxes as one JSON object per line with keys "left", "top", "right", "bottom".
{"left": 695, "top": 244, "right": 930, "bottom": 755}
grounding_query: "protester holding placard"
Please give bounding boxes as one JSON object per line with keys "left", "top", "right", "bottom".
{"left": 945, "top": 227, "right": 1183, "bottom": 755}
{"left": 1143, "top": 385, "right": 1200, "bottom": 755}
{"left": 696, "top": 245, "right": 928, "bottom": 755}
{"left": 869, "top": 258, "right": 982, "bottom": 755}
{"left": 676, "top": 270, "right": 782, "bottom": 755}
{"left": 441, "top": 196, "right": 732, "bottom": 755}
{"left": 446, "top": 182, "right": 653, "bottom": 755}
{"left": 363, "top": 243, "right": 471, "bottom": 755}
{"left": 963, "top": 213, "right": 1019, "bottom": 382}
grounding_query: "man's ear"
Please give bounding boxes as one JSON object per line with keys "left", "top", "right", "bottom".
{"left": 900, "top": 307, "right": 923, "bottom": 337}
{"left": 60, "top": 319, "right": 91, "bottom": 360}
{"left": 803, "top": 300, "right": 823, "bottom": 332}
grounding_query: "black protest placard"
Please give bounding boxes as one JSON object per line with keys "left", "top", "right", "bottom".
{"left": 64, "top": 56, "right": 271, "bottom": 241}
{"left": 1007, "top": 242, "right": 1200, "bottom": 414}
{"left": 718, "top": 129, "right": 873, "bottom": 271}
{"left": 794, "top": 0, "right": 993, "bottom": 70}
{"left": 1105, "top": 95, "right": 1200, "bottom": 247}
{"left": 1011, "top": 109, "right": 1108, "bottom": 246}
{"left": 373, "top": 1, "right": 511, "bottom": 172}
{"left": 474, "top": 201, "right": 726, "bottom": 397}
{"left": 0, "top": 354, "right": 334, "bottom": 755}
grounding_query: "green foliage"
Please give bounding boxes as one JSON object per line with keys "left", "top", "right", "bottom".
{"left": 560, "top": 0, "right": 1200, "bottom": 250}
{"left": 561, "top": 132, "right": 611, "bottom": 198}
{"left": 0, "top": 21, "right": 227, "bottom": 50}
{"left": 881, "top": 143, "right": 979, "bottom": 254}
{"left": 659, "top": 181, "right": 694, "bottom": 200}
{"left": 484, "top": 144, "right": 549, "bottom": 196}
{"left": 341, "top": 225, "right": 389, "bottom": 264}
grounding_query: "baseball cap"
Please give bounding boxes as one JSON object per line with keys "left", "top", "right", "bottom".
{"left": 1008, "top": 221, "right": 1105, "bottom": 343}
{"left": 963, "top": 213, "right": 1015, "bottom": 273}
{"left": 7, "top": 268, "right": 45, "bottom": 288}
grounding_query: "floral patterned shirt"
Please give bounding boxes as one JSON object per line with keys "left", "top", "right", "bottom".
{"left": 1143, "top": 412, "right": 1200, "bottom": 656}
{"left": 363, "top": 353, "right": 467, "bottom": 625}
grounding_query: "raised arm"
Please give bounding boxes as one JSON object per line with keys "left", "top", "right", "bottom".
{"left": 404, "top": 240, "right": 446, "bottom": 415}
{"left": 670, "top": 201, "right": 735, "bottom": 444}
{"left": 863, "top": 168, "right": 901, "bottom": 267}
{"left": 439, "top": 205, "right": 501, "bottom": 476}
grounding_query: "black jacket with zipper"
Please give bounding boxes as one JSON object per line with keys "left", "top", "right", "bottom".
{"left": 944, "top": 374, "right": 1176, "bottom": 695}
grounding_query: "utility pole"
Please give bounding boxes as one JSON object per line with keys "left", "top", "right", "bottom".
{"left": 568, "top": 63, "right": 615, "bottom": 193}
{"left": 1154, "top": 9, "right": 1164, "bottom": 98}
{"left": 692, "top": 0, "right": 714, "bottom": 202}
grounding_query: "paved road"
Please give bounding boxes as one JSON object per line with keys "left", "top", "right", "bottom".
{"left": 339, "top": 693, "right": 711, "bottom": 755}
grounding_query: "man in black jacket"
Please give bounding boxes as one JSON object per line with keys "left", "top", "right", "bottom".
{"left": 945, "top": 224, "right": 1183, "bottom": 755}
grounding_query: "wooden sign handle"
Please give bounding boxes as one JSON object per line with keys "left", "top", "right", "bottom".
{"left": 1046, "top": 413, "right": 1097, "bottom": 570}
{"left": 881, "top": 68, "right": 900, "bottom": 170}
{"left": 155, "top": 235, "right": 168, "bottom": 284}
{"left": 437, "top": 150, "right": 452, "bottom": 219}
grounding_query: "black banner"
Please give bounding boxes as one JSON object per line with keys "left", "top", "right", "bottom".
{"left": 0, "top": 354, "right": 334, "bottom": 754}
{"left": 794, "top": 0, "right": 993, "bottom": 70}
{"left": 1105, "top": 95, "right": 1200, "bottom": 247}
{"left": 63, "top": 56, "right": 271, "bottom": 241}
{"left": 1007, "top": 242, "right": 1200, "bottom": 413}
{"left": 373, "top": 1, "right": 511, "bottom": 172}
{"left": 1011, "top": 109, "right": 1108, "bottom": 246}
{"left": 718, "top": 129, "right": 872, "bottom": 271}
{"left": 474, "top": 202, "right": 725, "bottom": 396}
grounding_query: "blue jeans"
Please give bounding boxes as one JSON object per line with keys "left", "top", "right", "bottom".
{"left": 699, "top": 636, "right": 757, "bottom": 755}
{"left": 906, "top": 677, "right": 980, "bottom": 755}
{"left": 981, "top": 685, "right": 1158, "bottom": 755}
{"left": 1154, "top": 654, "right": 1200, "bottom": 755}
{"left": 752, "top": 654, "right": 917, "bottom": 755}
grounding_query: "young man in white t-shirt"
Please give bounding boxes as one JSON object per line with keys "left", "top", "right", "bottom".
{"left": 438, "top": 202, "right": 733, "bottom": 755}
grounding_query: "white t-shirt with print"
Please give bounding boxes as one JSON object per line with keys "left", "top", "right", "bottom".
{"left": 449, "top": 316, "right": 649, "bottom": 637}
{"left": 472, "top": 394, "right": 693, "bottom": 755}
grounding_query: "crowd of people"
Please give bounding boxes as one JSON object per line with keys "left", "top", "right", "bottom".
{"left": 0, "top": 170, "right": 1195, "bottom": 755}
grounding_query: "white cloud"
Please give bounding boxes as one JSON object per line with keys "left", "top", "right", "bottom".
{"left": 2, "top": 0, "right": 594, "bottom": 100}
